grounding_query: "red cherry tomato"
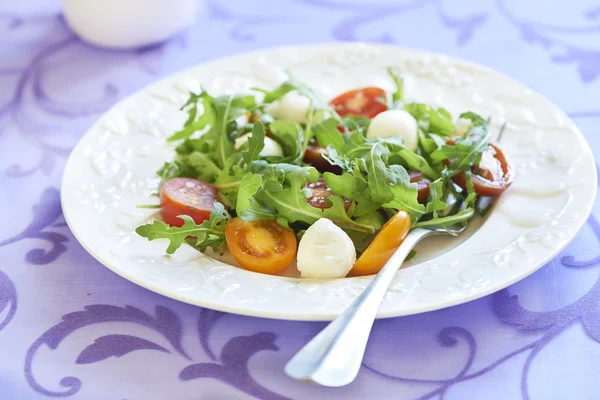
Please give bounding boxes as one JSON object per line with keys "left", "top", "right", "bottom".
{"left": 329, "top": 87, "right": 388, "bottom": 118}
{"left": 304, "top": 178, "right": 352, "bottom": 211}
{"left": 408, "top": 171, "right": 432, "bottom": 204}
{"left": 452, "top": 143, "right": 515, "bottom": 197}
{"left": 303, "top": 138, "right": 343, "bottom": 174}
{"left": 160, "top": 178, "right": 220, "bottom": 227}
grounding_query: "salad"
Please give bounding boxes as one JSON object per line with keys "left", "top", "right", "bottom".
{"left": 135, "top": 68, "right": 515, "bottom": 279}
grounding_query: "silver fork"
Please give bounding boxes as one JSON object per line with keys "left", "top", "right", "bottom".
{"left": 284, "top": 224, "right": 467, "bottom": 387}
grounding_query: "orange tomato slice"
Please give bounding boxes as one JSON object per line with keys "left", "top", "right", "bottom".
{"left": 349, "top": 210, "right": 411, "bottom": 276}
{"left": 225, "top": 218, "right": 297, "bottom": 275}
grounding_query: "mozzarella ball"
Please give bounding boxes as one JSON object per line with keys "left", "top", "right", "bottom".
{"left": 234, "top": 134, "right": 284, "bottom": 157}
{"left": 297, "top": 218, "right": 356, "bottom": 279}
{"left": 366, "top": 109, "right": 419, "bottom": 150}
{"left": 266, "top": 90, "right": 312, "bottom": 124}
{"left": 454, "top": 118, "right": 472, "bottom": 137}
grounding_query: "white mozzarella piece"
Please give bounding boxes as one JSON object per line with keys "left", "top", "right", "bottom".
{"left": 265, "top": 90, "right": 312, "bottom": 124}
{"left": 234, "top": 134, "right": 284, "bottom": 157}
{"left": 297, "top": 218, "right": 356, "bottom": 279}
{"left": 366, "top": 109, "right": 419, "bottom": 150}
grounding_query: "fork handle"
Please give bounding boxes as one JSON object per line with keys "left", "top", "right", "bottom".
{"left": 284, "top": 228, "right": 434, "bottom": 387}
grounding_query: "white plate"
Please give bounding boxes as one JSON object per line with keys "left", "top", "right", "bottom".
{"left": 61, "top": 43, "right": 597, "bottom": 321}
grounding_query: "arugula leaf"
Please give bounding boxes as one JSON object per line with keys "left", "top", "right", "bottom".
{"left": 458, "top": 111, "right": 488, "bottom": 129}
{"left": 191, "top": 93, "right": 256, "bottom": 169}
{"left": 413, "top": 207, "right": 474, "bottom": 230}
{"left": 430, "top": 121, "right": 491, "bottom": 176}
{"left": 241, "top": 122, "right": 265, "bottom": 165}
{"left": 268, "top": 120, "right": 304, "bottom": 161}
{"left": 323, "top": 170, "right": 382, "bottom": 217}
{"left": 388, "top": 147, "right": 439, "bottom": 180}
{"left": 404, "top": 102, "right": 455, "bottom": 137}
{"left": 135, "top": 203, "right": 230, "bottom": 254}
{"left": 313, "top": 118, "right": 345, "bottom": 152}
{"left": 365, "top": 143, "right": 394, "bottom": 203}
{"left": 300, "top": 102, "right": 315, "bottom": 156}
{"left": 424, "top": 179, "right": 447, "bottom": 217}
{"left": 241, "top": 197, "right": 278, "bottom": 221}
{"left": 258, "top": 81, "right": 297, "bottom": 104}
{"left": 236, "top": 173, "right": 262, "bottom": 214}
{"left": 341, "top": 133, "right": 438, "bottom": 179}
{"left": 387, "top": 67, "right": 404, "bottom": 108}
{"left": 321, "top": 147, "right": 353, "bottom": 172}
{"left": 340, "top": 115, "right": 371, "bottom": 133}
{"left": 156, "top": 160, "right": 197, "bottom": 185}
{"left": 187, "top": 152, "right": 221, "bottom": 182}
{"left": 168, "top": 91, "right": 216, "bottom": 142}
{"left": 252, "top": 168, "right": 375, "bottom": 233}
{"left": 257, "top": 77, "right": 332, "bottom": 113}
{"left": 382, "top": 165, "right": 425, "bottom": 223}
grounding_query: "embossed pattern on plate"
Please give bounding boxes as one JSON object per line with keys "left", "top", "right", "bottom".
{"left": 61, "top": 43, "right": 597, "bottom": 320}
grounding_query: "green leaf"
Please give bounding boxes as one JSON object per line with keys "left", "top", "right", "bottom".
{"left": 430, "top": 124, "right": 491, "bottom": 175}
{"left": 236, "top": 173, "right": 262, "bottom": 214}
{"left": 268, "top": 120, "right": 304, "bottom": 160}
{"left": 241, "top": 197, "right": 278, "bottom": 222}
{"left": 135, "top": 203, "right": 230, "bottom": 254}
{"left": 387, "top": 66, "right": 404, "bottom": 108}
{"left": 241, "top": 122, "right": 265, "bottom": 165}
{"left": 167, "top": 91, "right": 216, "bottom": 142}
{"left": 313, "top": 118, "right": 345, "bottom": 152}
{"left": 258, "top": 77, "right": 332, "bottom": 113}
{"left": 193, "top": 93, "right": 257, "bottom": 169}
{"left": 340, "top": 115, "right": 371, "bottom": 133}
{"left": 323, "top": 170, "right": 382, "bottom": 217}
{"left": 354, "top": 211, "right": 385, "bottom": 231}
{"left": 156, "top": 160, "right": 197, "bottom": 185}
{"left": 187, "top": 152, "right": 221, "bottom": 183}
{"left": 388, "top": 147, "right": 439, "bottom": 180}
{"left": 458, "top": 111, "right": 488, "bottom": 129}
{"left": 365, "top": 143, "right": 394, "bottom": 203}
{"left": 382, "top": 165, "right": 426, "bottom": 223}
{"left": 404, "top": 102, "right": 455, "bottom": 137}
{"left": 424, "top": 179, "right": 447, "bottom": 217}
{"left": 258, "top": 81, "right": 297, "bottom": 104}
{"left": 253, "top": 168, "right": 375, "bottom": 233}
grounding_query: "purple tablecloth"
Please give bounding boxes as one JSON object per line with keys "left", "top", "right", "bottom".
{"left": 1, "top": 1, "right": 599, "bottom": 399}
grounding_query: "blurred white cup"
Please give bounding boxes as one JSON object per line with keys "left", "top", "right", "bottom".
{"left": 62, "top": 0, "right": 198, "bottom": 49}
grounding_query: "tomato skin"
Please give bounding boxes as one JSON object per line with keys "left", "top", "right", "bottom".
{"left": 452, "top": 143, "right": 515, "bottom": 197}
{"left": 303, "top": 140, "right": 343, "bottom": 174}
{"left": 330, "top": 87, "right": 388, "bottom": 118}
{"left": 349, "top": 210, "right": 411, "bottom": 276}
{"left": 408, "top": 171, "right": 431, "bottom": 204}
{"left": 305, "top": 178, "right": 352, "bottom": 211}
{"left": 160, "top": 178, "right": 220, "bottom": 227}
{"left": 225, "top": 218, "right": 297, "bottom": 275}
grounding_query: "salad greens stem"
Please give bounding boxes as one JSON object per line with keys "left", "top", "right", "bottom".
{"left": 136, "top": 204, "right": 161, "bottom": 209}
{"left": 412, "top": 208, "right": 475, "bottom": 229}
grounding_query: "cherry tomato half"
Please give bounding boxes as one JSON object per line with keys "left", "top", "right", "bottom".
{"left": 304, "top": 178, "right": 352, "bottom": 211}
{"left": 349, "top": 210, "right": 411, "bottom": 276}
{"left": 408, "top": 171, "right": 432, "bottom": 204}
{"left": 224, "top": 218, "right": 297, "bottom": 275}
{"left": 303, "top": 138, "right": 343, "bottom": 174}
{"left": 452, "top": 143, "right": 515, "bottom": 197}
{"left": 160, "top": 178, "right": 220, "bottom": 227}
{"left": 329, "top": 87, "right": 388, "bottom": 118}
